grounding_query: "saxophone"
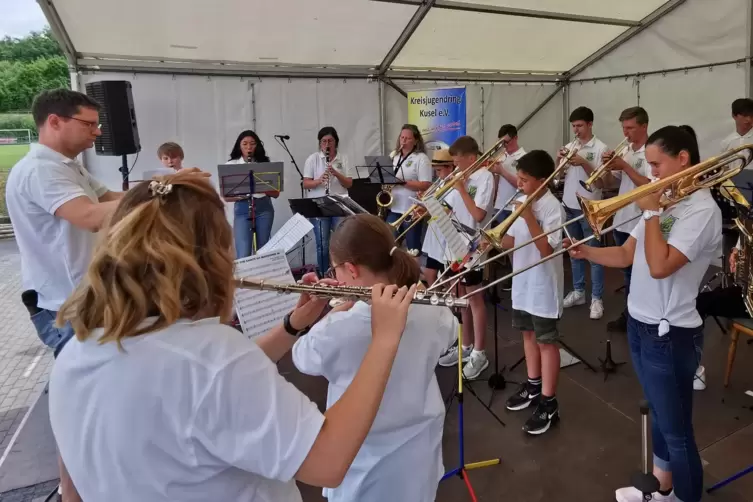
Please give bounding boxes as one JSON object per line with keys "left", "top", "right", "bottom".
{"left": 376, "top": 150, "right": 398, "bottom": 218}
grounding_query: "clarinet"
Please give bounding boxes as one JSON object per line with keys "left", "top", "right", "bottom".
{"left": 325, "top": 149, "right": 331, "bottom": 196}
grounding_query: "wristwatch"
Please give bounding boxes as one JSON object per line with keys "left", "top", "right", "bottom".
{"left": 642, "top": 209, "right": 663, "bottom": 221}
{"left": 283, "top": 311, "right": 308, "bottom": 337}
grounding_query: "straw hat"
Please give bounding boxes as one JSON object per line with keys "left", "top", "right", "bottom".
{"left": 432, "top": 148, "right": 453, "bottom": 165}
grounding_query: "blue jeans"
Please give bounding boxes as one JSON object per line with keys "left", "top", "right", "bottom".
{"left": 565, "top": 206, "right": 604, "bottom": 299}
{"left": 234, "top": 196, "right": 274, "bottom": 259}
{"left": 627, "top": 315, "right": 704, "bottom": 502}
{"left": 312, "top": 217, "right": 342, "bottom": 274}
{"left": 614, "top": 230, "right": 632, "bottom": 298}
{"left": 386, "top": 211, "right": 424, "bottom": 252}
{"left": 30, "top": 309, "right": 74, "bottom": 358}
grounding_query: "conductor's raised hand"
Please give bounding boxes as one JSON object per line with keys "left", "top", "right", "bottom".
{"left": 177, "top": 167, "right": 212, "bottom": 178}
{"left": 371, "top": 283, "right": 417, "bottom": 345}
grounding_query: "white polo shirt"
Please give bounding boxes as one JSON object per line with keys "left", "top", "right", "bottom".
{"left": 6, "top": 143, "right": 109, "bottom": 311}
{"left": 303, "top": 151, "right": 352, "bottom": 198}
{"left": 562, "top": 136, "right": 608, "bottom": 210}
{"left": 50, "top": 317, "right": 325, "bottom": 502}
{"left": 390, "top": 150, "right": 432, "bottom": 214}
{"left": 443, "top": 169, "right": 494, "bottom": 231}
{"left": 628, "top": 188, "right": 722, "bottom": 328}
{"left": 292, "top": 302, "right": 456, "bottom": 502}
{"left": 493, "top": 147, "right": 526, "bottom": 210}
{"left": 721, "top": 127, "right": 753, "bottom": 156}
{"left": 611, "top": 144, "right": 653, "bottom": 233}
{"left": 507, "top": 191, "right": 565, "bottom": 319}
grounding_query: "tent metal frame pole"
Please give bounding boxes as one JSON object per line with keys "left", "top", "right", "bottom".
{"left": 747, "top": 0, "right": 753, "bottom": 98}
{"left": 566, "top": 0, "right": 687, "bottom": 79}
{"left": 378, "top": 80, "right": 386, "bottom": 154}
{"left": 377, "top": 0, "right": 436, "bottom": 75}
{"left": 372, "top": 0, "right": 638, "bottom": 27}
{"left": 562, "top": 84, "right": 570, "bottom": 147}
{"left": 36, "top": 0, "right": 77, "bottom": 67}
{"left": 516, "top": 83, "right": 565, "bottom": 132}
{"left": 381, "top": 77, "right": 408, "bottom": 98}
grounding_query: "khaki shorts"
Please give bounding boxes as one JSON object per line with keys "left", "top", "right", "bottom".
{"left": 512, "top": 309, "right": 560, "bottom": 344}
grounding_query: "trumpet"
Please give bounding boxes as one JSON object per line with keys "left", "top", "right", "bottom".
{"left": 234, "top": 278, "right": 469, "bottom": 308}
{"left": 429, "top": 144, "right": 753, "bottom": 295}
{"left": 389, "top": 136, "right": 509, "bottom": 243}
{"left": 580, "top": 137, "right": 630, "bottom": 192}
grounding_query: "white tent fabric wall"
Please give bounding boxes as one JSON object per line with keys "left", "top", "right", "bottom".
{"left": 568, "top": 79, "right": 639, "bottom": 150}
{"left": 639, "top": 64, "right": 746, "bottom": 160}
{"left": 568, "top": 64, "right": 746, "bottom": 169}
{"left": 384, "top": 82, "right": 563, "bottom": 157}
{"left": 574, "top": 0, "right": 746, "bottom": 81}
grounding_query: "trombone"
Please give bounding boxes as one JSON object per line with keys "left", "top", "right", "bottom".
{"left": 580, "top": 137, "right": 630, "bottom": 192}
{"left": 429, "top": 144, "right": 753, "bottom": 295}
{"left": 388, "top": 136, "right": 510, "bottom": 243}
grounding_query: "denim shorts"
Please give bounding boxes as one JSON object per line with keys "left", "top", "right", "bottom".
{"left": 512, "top": 309, "right": 560, "bottom": 343}
{"left": 30, "top": 309, "right": 75, "bottom": 358}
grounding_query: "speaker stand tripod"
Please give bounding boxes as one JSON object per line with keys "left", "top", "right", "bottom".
{"left": 119, "top": 154, "right": 129, "bottom": 191}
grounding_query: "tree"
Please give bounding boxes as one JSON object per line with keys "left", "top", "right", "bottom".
{"left": 0, "top": 28, "right": 69, "bottom": 114}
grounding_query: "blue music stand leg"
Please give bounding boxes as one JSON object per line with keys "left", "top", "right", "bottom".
{"left": 707, "top": 465, "right": 753, "bottom": 494}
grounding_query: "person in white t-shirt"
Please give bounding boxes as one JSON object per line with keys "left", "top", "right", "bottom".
{"left": 49, "top": 171, "right": 417, "bottom": 502}
{"left": 436, "top": 136, "right": 494, "bottom": 380}
{"left": 6, "top": 89, "right": 127, "bottom": 502}
{"left": 422, "top": 149, "right": 456, "bottom": 286}
{"left": 224, "top": 130, "right": 279, "bottom": 258}
{"left": 599, "top": 107, "right": 653, "bottom": 333}
{"left": 488, "top": 124, "right": 526, "bottom": 223}
{"left": 566, "top": 126, "right": 718, "bottom": 502}
{"left": 303, "top": 126, "right": 353, "bottom": 275}
{"left": 386, "top": 124, "right": 432, "bottom": 252}
{"left": 557, "top": 106, "right": 608, "bottom": 320}
{"left": 157, "top": 142, "right": 185, "bottom": 171}
{"left": 492, "top": 151, "right": 565, "bottom": 435}
{"left": 721, "top": 98, "right": 753, "bottom": 154}
{"left": 293, "top": 213, "right": 457, "bottom": 502}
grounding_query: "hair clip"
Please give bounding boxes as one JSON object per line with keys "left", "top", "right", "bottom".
{"left": 389, "top": 246, "right": 398, "bottom": 257}
{"left": 149, "top": 180, "right": 174, "bottom": 198}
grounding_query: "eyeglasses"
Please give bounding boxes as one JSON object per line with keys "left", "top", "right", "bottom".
{"left": 63, "top": 116, "right": 101, "bottom": 130}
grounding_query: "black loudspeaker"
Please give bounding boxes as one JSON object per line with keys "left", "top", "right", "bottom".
{"left": 84, "top": 80, "right": 141, "bottom": 156}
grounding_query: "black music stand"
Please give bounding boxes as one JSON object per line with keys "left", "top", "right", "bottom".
{"left": 289, "top": 196, "right": 359, "bottom": 220}
{"left": 354, "top": 159, "right": 405, "bottom": 218}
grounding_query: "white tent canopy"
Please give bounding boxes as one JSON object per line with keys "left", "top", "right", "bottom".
{"left": 43, "top": 0, "right": 684, "bottom": 81}
{"left": 35, "top": 0, "right": 753, "bottom": 267}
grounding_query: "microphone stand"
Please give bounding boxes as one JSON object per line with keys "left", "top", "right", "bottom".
{"left": 277, "top": 136, "right": 308, "bottom": 269}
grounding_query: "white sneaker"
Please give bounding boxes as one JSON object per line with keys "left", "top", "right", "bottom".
{"left": 590, "top": 298, "right": 604, "bottom": 320}
{"left": 564, "top": 290, "right": 586, "bottom": 308}
{"left": 694, "top": 365, "right": 707, "bottom": 391}
{"left": 615, "top": 486, "right": 676, "bottom": 502}
{"left": 438, "top": 343, "right": 471, "bottom": 367}
{"left": 462, "top": 351, "right": 489, "bottom": 380}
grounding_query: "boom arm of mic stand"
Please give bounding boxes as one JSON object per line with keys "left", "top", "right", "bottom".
{"left": 277, "top": 137, "right": 304, "bottom": 196}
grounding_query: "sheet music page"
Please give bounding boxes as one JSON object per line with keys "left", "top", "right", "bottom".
{"left": 234, "top": 250, "right": 300, "bottom": 338}
{"left": 257, "top": 213, "right": 314, "bottom": 254}
{"left": 425, "top": 197, "right": 469, "bottom": 261}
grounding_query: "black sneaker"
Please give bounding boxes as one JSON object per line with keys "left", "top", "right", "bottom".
{"left": 505, "top": 382, "right": 541, "bottom": 411}
{"left": 523, "top": 398, "right": 559, "bottom": 435}
{"left": 607, "top": 312, "right": 628, "bottom": 333}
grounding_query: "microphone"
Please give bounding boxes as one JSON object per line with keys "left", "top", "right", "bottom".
{"left": 275, "top": 134, "right": 290, "bottom": 140}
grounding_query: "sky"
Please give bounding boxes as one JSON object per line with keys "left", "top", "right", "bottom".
{"left": 0, "top": 0, "right": 48, "bottom": 38}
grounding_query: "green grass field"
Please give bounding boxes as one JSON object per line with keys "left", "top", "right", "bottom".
{"left": 0, "top": 144, "right": 30, "bottom": 216}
